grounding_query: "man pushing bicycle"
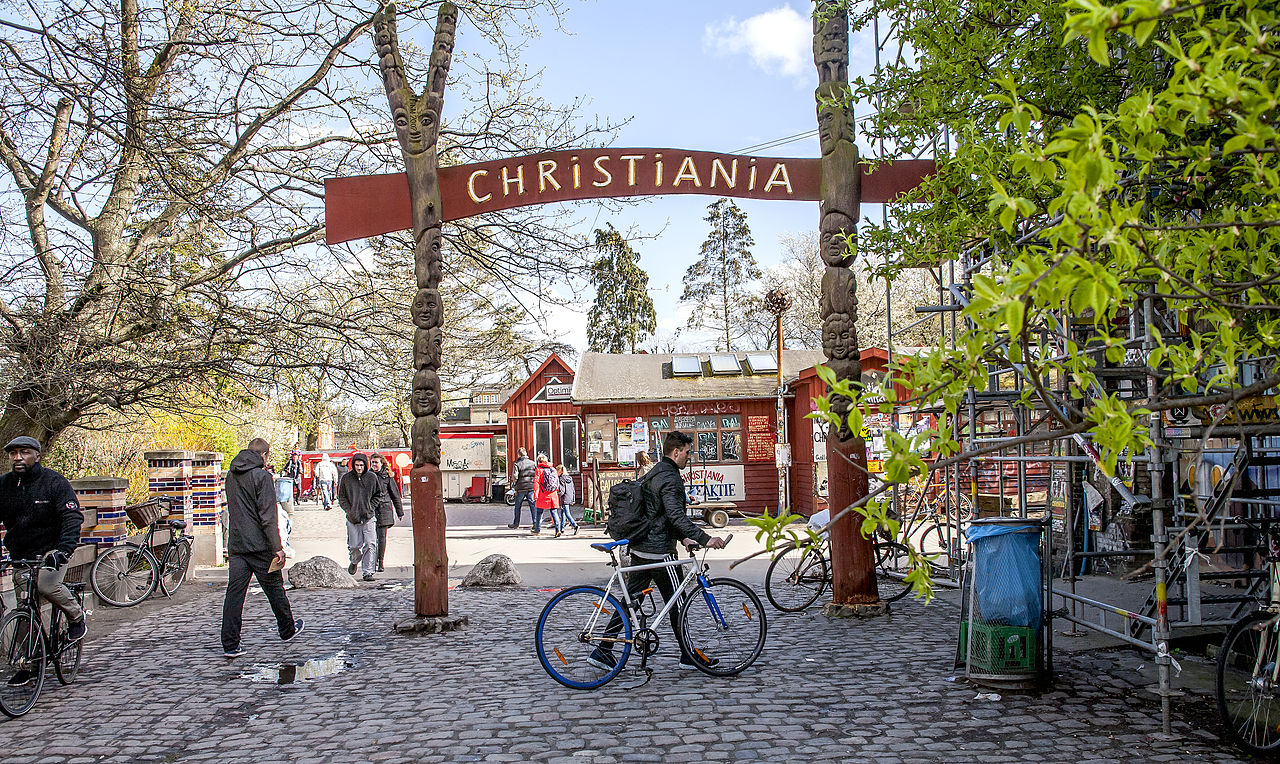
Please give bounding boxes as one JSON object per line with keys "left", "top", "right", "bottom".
{"left": 0, "top": 436, "right": 87, "bottom": 685}
{"left": 588, "top": 431, "right": 726, "bottom": 672}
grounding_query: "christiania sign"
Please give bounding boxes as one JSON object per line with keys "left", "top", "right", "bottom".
{"left": 324, "top": 147, "right": 932, "bottom": 245}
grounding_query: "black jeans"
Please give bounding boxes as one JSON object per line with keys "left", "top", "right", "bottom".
{"left": 376, "top": 524, "right": 391, "bottom": 568}
{"left": 602, "top": 553, "right": 691, "bottom": 660}
{"left": 221, "top": 551, "right": 296, "bottom": 651}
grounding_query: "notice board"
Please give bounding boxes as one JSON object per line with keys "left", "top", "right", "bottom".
{"left": 746, "top": 415, "right": 774, "bottom": 462}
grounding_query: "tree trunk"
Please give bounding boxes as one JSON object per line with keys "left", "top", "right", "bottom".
{"left": 0, "top": 387, "right": 81, "bottom": 453}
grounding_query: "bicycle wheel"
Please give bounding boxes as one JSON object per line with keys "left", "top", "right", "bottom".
{"left": 91, "top": 543, "right": 159, "bottom": 607}
{"left": 160, "top": 538, "right": 193, "bottom": 596}
{"left": 50, "top": 607, "right": 82, "bottom": 685}
{"left": 1217, "top": 610, "right": 1280, "bottom": 754}
{"left": 677, "top": 577, "right": 767, "bottom": 677}
{"left": 535, "top": 586, "right": 631, "bottom": 690}
{"left": 764, "top": 544, "right": 828, "bottom": 613}
{"left": 874, "top": 541, "right": 914, "bottom": 603}
{"left": 0, "top": 609, "right": 47, "bottom": 718}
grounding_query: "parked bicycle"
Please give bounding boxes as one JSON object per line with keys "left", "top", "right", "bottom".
{"left": 0, "top": 559, "right": 85, "bottom": 718}
{"left": 1216, "top": 516, "right": 1280, "bottom": 754}
{"left": 89, "top": 497, "right": 192, "bottom": 607}
{"left": 534, "top": 535, "right": 766, "bottom": 689}
{"left": 764, "top": 535, "right": 914, "bottom": 612}
{"left": 890, "top": 476, "right": 972, "bottom": 565}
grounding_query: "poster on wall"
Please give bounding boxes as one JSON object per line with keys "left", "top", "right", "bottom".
{"left": 812, "top": 417, "right": 829, "bottom": 462}
{"left": 617, "top": 417, "right": 638, "bottom": 467}
{"left": 815, "top": 460, "right": 829, "bottom": 498}
{"left": 586, "top": 413, "right": 617, "bottom": 462}
{"left": 441, "top": 437, "right": 492, "bottom": 472}
{"left": 684, "top": 464, "right": 746, "bottom": 502}
{"left": 746, "top": 415, "right": 774, "bottom": 461}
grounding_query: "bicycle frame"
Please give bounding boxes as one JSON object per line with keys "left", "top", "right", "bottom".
{"left": 598, "top": 547, "right": 724, "bottom": 645}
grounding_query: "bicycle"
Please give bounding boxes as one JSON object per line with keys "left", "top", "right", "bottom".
{"left": 89, "top": 497, "right": 192, "bottom": 607}
{"left": 764, "top": 535, "right": 915, "bottom": 612}
{"left": 534, "top": 535, "right": 767, "bottom": 689}
{"left": 0, "top": 559, "right": 86, "bottom": 718}
{"left": 1216, "top": 516, "right": 1280, "bottom": 754}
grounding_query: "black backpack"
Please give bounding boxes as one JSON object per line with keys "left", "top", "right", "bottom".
{"left": 605, "top": 469, "right": 659, "bottom": 542}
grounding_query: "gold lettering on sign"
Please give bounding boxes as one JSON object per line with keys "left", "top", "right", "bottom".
{"left": 571, "top": 156, "right": 582, "bottom": 189}
{"left": 538, "top": 160, "right": 561, "bottom": 192}
{"left": 592, "top": 156, "right": 612, "bottom": 187}
{"left": 711, "top": 158, "right": 737, "bottom": 188}
{"left": 502, "top": 164, "right": 525, "bottom": 196}
{"left": 467, "top": 169, "right": 492, "bottom": 203}
{"left": 672, "top": 156, "right": 701, "bottom": 187}
{"left": 748, "top": 158, "right": 758, "bottom": 191}
{"left": 654, "top": 153, "right": 663, "bottom": 186}
{"left": 764, "top": 163, "right": 793, "bottom": 193}
{"left": 620, "top": 155, "right": 644, "bottom": 186}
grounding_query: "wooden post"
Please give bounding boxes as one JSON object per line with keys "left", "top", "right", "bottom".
{"left": 813, "top": 1, "right": 880, "bottom": 611}
{"left": 374, "top": 2, "right": 457, "bottom": 617}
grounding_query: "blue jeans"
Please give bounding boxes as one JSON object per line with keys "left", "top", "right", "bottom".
{"left": 318, "top": 480, "right": 334, "bottom": 508}
{"left": 555, "top": 504, "right": 578, "bottom": 530}
{"left": 512, "top": 490, "right": 535, "bottom": 526}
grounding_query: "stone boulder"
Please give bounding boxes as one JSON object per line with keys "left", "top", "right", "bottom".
{"left": 459, "top": 554, "right": 522, "bottom": 587}
{"left": 287, "top": 556, "right": 357, "bottom": 589}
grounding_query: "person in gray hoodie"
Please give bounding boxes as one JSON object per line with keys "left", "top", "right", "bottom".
{"left": 220, "top": 438, "right": 303, "bottom": 658}
{"left": 339, "top": 452, "right": 385, "bottom": 581}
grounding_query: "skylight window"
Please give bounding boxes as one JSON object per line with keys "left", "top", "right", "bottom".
{"left": 708, "top": 354, "right": 742, "bottom": 375}
{"left": 672, "top": 355, "right": 703, "bottom": 377}
{"left": 745, "top": 353, "right": 778, "bottom": 374}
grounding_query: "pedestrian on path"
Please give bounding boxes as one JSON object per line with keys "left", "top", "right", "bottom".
{"left": 313, "top": 454, "right": 337, "bottom": 510}
{"left": 339, "top": 452, "right": 385, "bottom": 581}
{"left": 220, "top": 438, "right": 303, "bottom": 659}
{"left": 531, "top": 453, "right": 560, "bottom": 536}
{"left": 508, "top": 447, "right": 536, "bottom": 529}
{"left": 368, "top": 452, "right": 404, "bottom": 573}
{"left": 554, "top": 464, "right": 579, "bottom": 536}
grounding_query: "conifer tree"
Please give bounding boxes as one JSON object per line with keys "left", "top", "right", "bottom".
{"left": 586, "top": 224, "right": 657, "bottom": 353}
{"left": 680, "top": 198, "right": 762, "bottom": 351}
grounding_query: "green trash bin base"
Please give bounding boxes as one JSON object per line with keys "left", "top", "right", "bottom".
{"left": 960, "top": 621, "right": 1038, "bottom": 688}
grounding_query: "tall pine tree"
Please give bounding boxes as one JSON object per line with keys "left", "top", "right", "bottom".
{"left": 587, "top": 224, "right": 657, "bottom": 353}
{"left": 680, "top": 198, "right": 761, "bottom": 351}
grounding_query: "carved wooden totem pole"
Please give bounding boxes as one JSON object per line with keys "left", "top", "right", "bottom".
{"left": 814, "top": 1, "right": 880, "bottom": 612}
{"left": 374, "top": 2, "right": 456, "bottom": 617}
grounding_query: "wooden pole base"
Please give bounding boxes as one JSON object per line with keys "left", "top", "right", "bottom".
{"left": 409, "top": 464, "right": 448, "bottom": 617}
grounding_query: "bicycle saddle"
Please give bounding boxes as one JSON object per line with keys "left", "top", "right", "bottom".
{"left": 167, "top": 519, "right": 187, "bottom": 530}
{"left": 590, "top": 539, "right": 628, "bottom": 552}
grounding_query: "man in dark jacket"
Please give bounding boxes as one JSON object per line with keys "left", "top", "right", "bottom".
{"left": 1, "top": 436, "right": 88, "bottom": 660}
{"left": 368, "top": 453, "right": 403, "bottom": 572}
{"left": 508, "top": 447, "right": 536, "bottom": 529}
{"left": 589, "top": 430, "right": 724, "bottom": 672}
{"left": 339, "top": 452, "right": 385, "bottom": 581}
{"left": 220, "top": 438, "right": 303, "bottom": 659}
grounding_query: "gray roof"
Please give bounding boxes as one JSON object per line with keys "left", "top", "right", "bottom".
{"left": 572, "top": 350, "right": 826, "bottom": 404}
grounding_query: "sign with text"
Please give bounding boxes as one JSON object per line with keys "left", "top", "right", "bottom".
{"left": 746, "top": 415, "right": 774, "bottom": 462}
{"left": 441, "top": 437, "right": 491, "bottom": 472}
{"left": 684, "top": 465, "right": 746, "bottom": 503}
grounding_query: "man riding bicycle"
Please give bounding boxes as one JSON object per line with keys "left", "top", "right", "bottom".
{"left": 0, "top": 436, "right": 87, "bottom": 685}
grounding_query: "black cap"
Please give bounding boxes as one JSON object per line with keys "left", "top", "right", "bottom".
{"left": 4, "top": 436, "right": 42, "bottom": 452}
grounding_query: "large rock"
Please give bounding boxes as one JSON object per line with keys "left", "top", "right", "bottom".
{"left": 459, "top": 554, "right": 522, "bottom": 587}
{"left": 287, "top": 556, "right": 357, "bottom": 589}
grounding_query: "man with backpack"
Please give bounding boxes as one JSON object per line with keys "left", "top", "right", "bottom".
{"left": 531, "top": 453, "right": 560, "bottom": 536}
{"left": 590, "top": 431, "right": 726, "bottom": 672}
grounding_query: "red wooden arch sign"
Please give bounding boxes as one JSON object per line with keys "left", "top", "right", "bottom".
{"left": 324, "top": 147, "right": 933, "bottom": 245}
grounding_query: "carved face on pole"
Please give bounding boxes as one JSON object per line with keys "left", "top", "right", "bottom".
{"left": 412, "top": 415, "right": 441, "bottom": 466}
{"left": 817, "top": 97, "right": 855, "bottom": 157}
{"left": 414, "top": 327, "right": 444, "bottom": 370}
{"left": 411, "top": 288, "right": 443, "bottom": 329}
{"left": 411, "top": 369, "right": 442, "bottom": 417}
{"left": 820, "top": 266, "right": 859, "bottom": 318}
{"left": 394, "top": 92, "right": 439, "bottom": 158}
{"left": 823, "top": 312, "right": 858, "bottom": 361}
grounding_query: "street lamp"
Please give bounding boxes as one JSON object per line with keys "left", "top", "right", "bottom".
{"left": 763, "top": 288, "right": 793, "bottom": 518}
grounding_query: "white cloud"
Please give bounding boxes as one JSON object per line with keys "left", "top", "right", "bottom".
{"left": 704, "top": 5, "right": 811, "bottom": 79}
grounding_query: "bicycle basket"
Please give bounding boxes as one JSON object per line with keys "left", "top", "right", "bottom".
{"left": 125, "top": 500, "right": 165, "bottom": 528}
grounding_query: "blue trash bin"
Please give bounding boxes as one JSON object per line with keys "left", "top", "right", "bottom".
{"left": 275, "top": 477, "right": 294, "bottom": 505}
{"left": 964, "top": 522, "right": 1042, "bottom": 630}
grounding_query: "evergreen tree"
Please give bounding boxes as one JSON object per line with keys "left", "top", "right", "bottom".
{"left": 587, "top": 224, "right": 657, "bottom": 353}
{"left": 681, "top": 199, "right": 762, "bottom": 351}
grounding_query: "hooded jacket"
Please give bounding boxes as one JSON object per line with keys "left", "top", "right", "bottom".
{"left": 224, "top": 448, "right": 282, "bottom": 555}
{"left": 0, "top": 462, "right": 83, "bottom": 559}
{"left": 338, "top": 453, "right": 385, "bottom": 525}
{"left": 629, "top": 456, "right": 711, "bottom": 556}
{"left": 533, "top": 461, "right": 560, "bottom": 510}
{"left": 372, "top": 464, "right": 404, "bottom": 526}
{"left": 512, "top": 455, "right": 536, "bottom": 491}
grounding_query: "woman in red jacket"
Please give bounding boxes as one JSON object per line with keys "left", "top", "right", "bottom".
{"left": 531, "top": 453, "right": 561, "bottom": 537}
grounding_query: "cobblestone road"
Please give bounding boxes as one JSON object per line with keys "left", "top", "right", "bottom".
{"left": 4, "top": 581, "right": 1246, "bottom": 763}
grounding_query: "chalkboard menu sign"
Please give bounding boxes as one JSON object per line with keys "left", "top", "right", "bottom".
{"left": 746, "top": 415, "right": 774, "bottom": 462}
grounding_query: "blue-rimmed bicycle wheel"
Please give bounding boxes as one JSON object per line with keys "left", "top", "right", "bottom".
{"left": 535, "top": 586, "right": 632, "bottom": 690}
{"left": 0, "top": 609, "right": 47, "bottom": 718}
{"left": 678, "top": 577, "right": 767, "bottom": 677}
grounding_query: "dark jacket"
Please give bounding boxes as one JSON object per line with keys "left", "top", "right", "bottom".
{"left": 631, "top": 457, "right": 711, "bottom": 555}
{"left": 338, "top": 454, "right": 385, "bottom": 525}
{"left": 512, "top": 456, "right": 536, "bottom": 492}
{"left": 372, "top": 465, "right": 404, "bottom": 526}
{"left": 224, "top": 449, "right": 282, "bottom": 555}
{"left": 0, "top": 462, "right": 83, "bottom": 559}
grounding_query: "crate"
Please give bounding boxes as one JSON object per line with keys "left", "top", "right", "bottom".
{"left": 960, "top": 621, "right": 1036, "bottom": 673}
{"left": 125, "top": 500, "right": 165, "bottom": 529}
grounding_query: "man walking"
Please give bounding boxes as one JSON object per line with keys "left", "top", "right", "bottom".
{"left": 0, "top": 436, "right": 89, "bottom": 684}
{"left": 221, "top": 438, "right": 303, "bottom": 659}
{"left": 338, "top": 452, "right": 384, "bottom": 581}
{"left": 313, "top": 454, "right": 337, "bottom": 511}
{"left": 508, "top": 447, "right": 536, "bottom": 529}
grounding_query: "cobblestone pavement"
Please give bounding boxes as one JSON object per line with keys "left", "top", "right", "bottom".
{"left": 3, "top": 581, "right": 1247, "bottom": 763}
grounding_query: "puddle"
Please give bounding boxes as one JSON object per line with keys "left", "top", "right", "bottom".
{"left": 241, "top": 652, "right": 353, "bottom": 685}
{"left": 378, "top": 583, "right": 409, "bottom": 591}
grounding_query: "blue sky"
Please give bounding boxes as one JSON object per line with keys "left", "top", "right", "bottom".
{"left": 448, "top": 2, "right": 885, "bottom": 355}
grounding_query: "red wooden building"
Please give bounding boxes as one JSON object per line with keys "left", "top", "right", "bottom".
{"left": 501, "top": 352, "right": 583, "bottom": 495}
